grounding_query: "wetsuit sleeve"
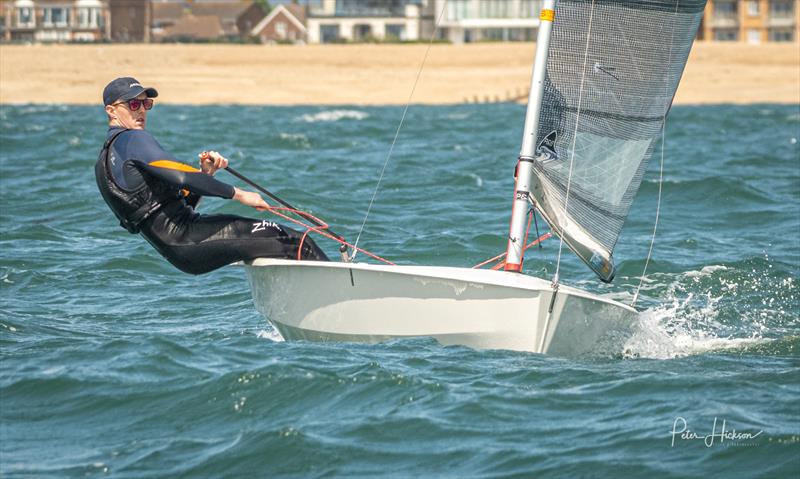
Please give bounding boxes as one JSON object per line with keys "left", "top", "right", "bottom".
{"left": 133, "top": 160, "right": 236, "bottom": 199}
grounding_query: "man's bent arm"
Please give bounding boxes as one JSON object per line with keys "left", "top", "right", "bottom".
{"left": 134, "top": 159, "right": 235, "bottom": 199}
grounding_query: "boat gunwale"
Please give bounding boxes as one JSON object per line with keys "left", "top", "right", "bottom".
{"left": 243, "top": 259, "right": 638, "bottom": 314}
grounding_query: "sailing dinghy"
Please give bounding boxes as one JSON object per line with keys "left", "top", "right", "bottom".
{"left": 244, "top": 0, "right": 707, "bottom": 355}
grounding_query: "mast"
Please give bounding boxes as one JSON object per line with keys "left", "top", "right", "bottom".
{"left": 504, "top": 0, "right": 557, "bottom": 273}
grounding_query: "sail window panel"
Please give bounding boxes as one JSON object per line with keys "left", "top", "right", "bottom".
{"left": 552, "top": 133, "right": 652, "bottom": 207}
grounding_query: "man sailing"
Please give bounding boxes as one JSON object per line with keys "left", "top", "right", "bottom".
{"left": 95, "top": 77, "right": 328, "bottom": 274}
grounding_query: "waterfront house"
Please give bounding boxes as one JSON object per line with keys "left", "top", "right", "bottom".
{"left": 151, "top": 0, "right": 251, "bottom": 41}
{"left": 1, "top": 0, "right": 110, "bottom": 42}
{"left": 700, "top": 0, "right": 799, "bottom": 42}
{"left": 247, "top": 2, "right": 307, "bottom": 43}
{"left": 305, "top": 0, "right": 431, "bottom": 43}
{"left": 429, "top": 0, "right": 542, "bottom": 43}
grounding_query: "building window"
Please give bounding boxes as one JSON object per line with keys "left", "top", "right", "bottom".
{"left": 714, "top": 0, "right": 738, "bottom": 19}
{"left": 336, "top": 0, "right": 407, "bottom": 17}
{"left": 519, "top": 0, "right": 541, "bottom": 18}
{"left": 386, "top": 24, "right": 404, "bottom": 40}
{"left": 353, "top": 24, "right": 371, "bottom": 41}
{"left": 770, "top": 0, "right": 794, "bottom": 18}
{"left": 276, "top": 21, "right": 287, "bottom": 39}
{"left": 713, "top": 28, "right": 738, "bottom": 41}
{"left": 747, "top": 28, "right": 761, "bottom": 43}
{"left": 479, "top": 0, "right": 509, "bottom": 18}
{"left": 447, "top": 0, "right": 472, "bottom": 21}
{"left": 43, "top": 7, "right": 70, "bottom": 28}
{"left": 17, "top": 7, "right": 35, "bottom": 28}
{"left": 508, "top": 27, "right": 535, "bottom": 41}
{"left": 747, "top": 0, "right": 759, "bottom": 16}
{"left": 78, "top": 8, "right": 100, "bottom": 28}
{"left": 482, "top": 28, "right": 505, "bottom": 40}
{"left": 768, "top": 28, "right": 794, "bottom": 41}
{"left": 320, "top": 24, "right": 340, "bottom": 43}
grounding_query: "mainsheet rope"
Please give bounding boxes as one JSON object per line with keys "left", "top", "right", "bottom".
{"left": 350, "top": 0, "right": 449, "bottom": 261}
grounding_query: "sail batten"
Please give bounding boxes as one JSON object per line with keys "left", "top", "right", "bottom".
{"left": 531, "top": 0, "right": 706, "bottom": 282}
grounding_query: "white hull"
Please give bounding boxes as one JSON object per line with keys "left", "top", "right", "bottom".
{"left": 244, "top": 259, "right": 637, "bottom": 356}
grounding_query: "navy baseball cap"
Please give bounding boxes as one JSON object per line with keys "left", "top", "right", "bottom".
{"left": 103, "top": 77, "right": 158, "bottom": 106}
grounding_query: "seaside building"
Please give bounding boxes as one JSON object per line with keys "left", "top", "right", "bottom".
{"left": 1, "top": 0, "right": 108, "bottom": 42}
{"left": 108, "top": 0, "right": 150, "bottom": 42}
{"left": 305, "top": 0, "right": 432, "bottom": 43}
{"left": 429, "top": 0, "right": 542, "bottom": 43}
{"left": 150, "top": 0, "right": 253, "bottom": 41}
{"left": 245, "top": 2, "right": 307, "bottom": 43}
{"left": 700, "top": 0, "right": 799, "bottom": 42}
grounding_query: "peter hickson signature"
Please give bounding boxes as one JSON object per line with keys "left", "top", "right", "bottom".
{"left": 671, "top": 417, "right": 763, "bottom": 447}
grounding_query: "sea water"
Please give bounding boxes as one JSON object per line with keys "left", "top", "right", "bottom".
{"left": 1, "top": 103, "right": 798, "bottom": 477}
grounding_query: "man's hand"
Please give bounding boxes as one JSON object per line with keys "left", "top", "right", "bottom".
{"left": 233, "top": 187, "right": 269, "bottom": 211}
{"left": 198, "top": 150, "right": 229, "bottom": 175}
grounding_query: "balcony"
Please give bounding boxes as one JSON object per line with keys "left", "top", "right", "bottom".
{"left": 768, "top": 11, "right": 796, "bottom": 28}
{"left": 710, "top": 13, "right": 739, "bottom": 28}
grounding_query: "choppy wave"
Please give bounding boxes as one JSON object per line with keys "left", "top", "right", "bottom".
{"left": 296, "top": 109, "right": 370, "bottom": 123}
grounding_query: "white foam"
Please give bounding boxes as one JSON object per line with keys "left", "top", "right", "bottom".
{"left": 256, "top": 328, "right": 284, "bottom": 342}
{"left": 279, "top": 132, "right": 311, "bottom": 148}
{"left": 467, "top": 173, "right": 483, "bottom": 188}
{"left": 683, "top": 265, "right": 728, "bottom": 278}
{"left": 624, "top": 300, "right": 765, "bottom": 359}
{"left": 621, "top": 264, "right": 779, "bottom": 359}
{"left": 298, "top": 110, "right": 369, "bottom": 123}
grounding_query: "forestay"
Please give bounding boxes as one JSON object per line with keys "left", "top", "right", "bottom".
{"left": 529, "top": 0, "right": 706, "bottom": 282}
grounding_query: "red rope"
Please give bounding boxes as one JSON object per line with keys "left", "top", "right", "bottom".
{"left": 262, "top": 204, "right": 396, "bottom": 265}
{"left": 263, "top": 200, "right": 549, "bottom": 270}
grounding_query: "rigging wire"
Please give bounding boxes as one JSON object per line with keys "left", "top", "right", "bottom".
{"left": 632, "top": 1, "right": 681, "bottom": 307}
{"left": 350, "top": 0, "right": 449, "bottom": 261}
{"left": 553, "top": 0, "right": 596, "bottom": 286}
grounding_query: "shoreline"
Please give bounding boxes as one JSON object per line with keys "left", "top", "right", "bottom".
{"left": 1, "top": 43, "right": 798, "bottom": 105}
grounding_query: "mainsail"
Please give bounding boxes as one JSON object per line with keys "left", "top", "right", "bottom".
{"left": 529, "top": 0, "right": 706, "bottom": 282}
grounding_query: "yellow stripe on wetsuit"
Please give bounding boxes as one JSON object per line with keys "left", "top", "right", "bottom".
{"left": 149, "top": 160, "right": 201, "bottom": 173}
{"left": 149, "top": 160, "right": 199, "bottom": 197}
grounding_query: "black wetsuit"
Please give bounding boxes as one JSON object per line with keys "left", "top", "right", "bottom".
{"left": 95, "top": 127, "right": 328, "bottom": 274}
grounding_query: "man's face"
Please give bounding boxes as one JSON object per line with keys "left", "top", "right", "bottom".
{"left": 109, "top": 92, "right": 150, "bottom": 130}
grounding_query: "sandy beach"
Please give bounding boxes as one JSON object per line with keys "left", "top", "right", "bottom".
{"left": 1, "top": 42, "right": 798, "bottom": 105}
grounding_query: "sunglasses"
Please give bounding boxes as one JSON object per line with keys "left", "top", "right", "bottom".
{"left": 114, "top": 98, "right": 154, "bottom": 111}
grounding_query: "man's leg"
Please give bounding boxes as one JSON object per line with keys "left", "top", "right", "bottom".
{"left": 160, "top": 214, "right": 329, "bottom": 274}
